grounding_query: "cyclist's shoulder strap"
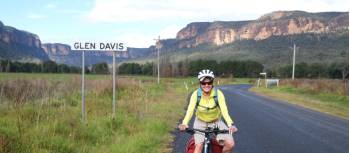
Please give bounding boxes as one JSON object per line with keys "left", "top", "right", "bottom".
{"left": 196, "top": 87, "right": 202, "bottom": 107}
{"left": 213, "top": 87, "right": 219, "bottom": 107}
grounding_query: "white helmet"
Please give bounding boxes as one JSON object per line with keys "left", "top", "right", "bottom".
{"left": 198, "top": 69, "right": 215, "bottom": 82}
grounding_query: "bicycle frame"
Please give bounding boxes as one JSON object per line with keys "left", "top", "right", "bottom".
{"left": 203, "top": 131, "right": 211, "bottom": 153}
{"left": 185, "top": 126, "right": 229, "bottom": 153}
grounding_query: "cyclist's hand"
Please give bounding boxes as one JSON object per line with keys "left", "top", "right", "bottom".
{"left": 229, "top": 125, "right": 238, "bottom": 134}
{"left": 178, "top": 124, "right": 188, "bottom": 131}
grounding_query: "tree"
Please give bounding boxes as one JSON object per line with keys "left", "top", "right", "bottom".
{"left": 57, "top": 64, "right": 70, "bottom": 73}
{"left": 277, "top": 65, "right": 292, "bottom": 78}
{"left": 91, "top": 62, "right": 109, "bottom": 74}
{"left": 6, "top": 60, "right": 10, "bottom": 72}
{"left": 295, "top": 62, "right": 308, "bottom": 78}
{"left": 328, "top": 63, "right": 349, "bottom": 79}
{"left": 308, "top": 63, "right": 327, "bottom": 78}
{"left": 43, "top": 61, "right": 57, "bottom": 73}
{"left": 118, "top": 63, "right": 142, "bottom": 75}
{"left": 141, "top": 62, "right": 153, "bottom": 75}
{"left": 244, "top": 61, "right": 264, "bottom": 77}
{"left": 188, "top": 60, "right": 219, "bottom": 76}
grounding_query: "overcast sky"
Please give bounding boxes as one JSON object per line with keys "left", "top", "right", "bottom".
{"left": 0, "top": 0, "right": 348, "bottom": 48}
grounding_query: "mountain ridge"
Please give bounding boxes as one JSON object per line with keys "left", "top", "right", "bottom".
{"left": 0, "top": 21, "right": 135, "bottom": 66}
{"left": 0, "top": 21, "right": 49, "bottom": 62}
{"left": 159, "top": 11, "right": 348, "bottom": 49}
{"left": 0, "top": 10, "right": 348, "bottom": 68}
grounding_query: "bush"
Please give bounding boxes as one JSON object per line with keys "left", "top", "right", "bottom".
{"left": 274, "top": 62, "right": 349, "bottom": 79}
{"left": 0, "top": 60, "right": 80, "bottom": 73}
{"left": 91, "top": 62, "right": 109, "bottom": 74}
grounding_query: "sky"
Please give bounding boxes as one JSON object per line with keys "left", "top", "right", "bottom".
{"left": 0, "top": 0, "right": 348, "bottom": 48}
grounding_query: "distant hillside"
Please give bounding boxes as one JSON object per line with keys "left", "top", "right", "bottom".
{"left": 0, "top": 21, "right": 49, "bottom": 62}
{"left": 0, "top": 20, "right": 148, "bottom": 66}
{"left": 127, "top": 30, "right": 348, "bottom": 69}
{"left": 159, "top": 11, "right": 348, "bottom": 49}
{"left": 126, "top": 11, "right": 349, "bottom": 68}
{"left": 0, "top": 10, "right": 348, "bottom": 68}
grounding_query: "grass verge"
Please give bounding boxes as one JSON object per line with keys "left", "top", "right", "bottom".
{"left": 250, "top": 79, "right": 348, "bottom": 119}
{"left": 0, "top": 73, "right": 190, "bottom": 153}
{"left": 0, "top": 73, "right": 258, "bottom": 153}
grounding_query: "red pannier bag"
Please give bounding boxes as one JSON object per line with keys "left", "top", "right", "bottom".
{"left": 185, "top": 136, "right": 223, "bottom": 153}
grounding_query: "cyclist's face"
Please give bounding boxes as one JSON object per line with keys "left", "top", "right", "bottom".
{"left": 200, "top": 78, "right": 213, "bottom": 93}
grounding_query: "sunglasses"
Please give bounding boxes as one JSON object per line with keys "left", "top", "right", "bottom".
{"left": 200, "top": 81, "right": 213, "bottom": 86}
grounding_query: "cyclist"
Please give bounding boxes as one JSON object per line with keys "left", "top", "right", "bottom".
{"left": 178, "top": 69, "right": 238, "bottom": 153}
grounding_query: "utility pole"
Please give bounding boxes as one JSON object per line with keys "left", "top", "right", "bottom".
{"left": 292, "top": 43, "right": 296, "bottom": 80}
{"left": 154, "top": 36, "right": 160, "bottom": 84}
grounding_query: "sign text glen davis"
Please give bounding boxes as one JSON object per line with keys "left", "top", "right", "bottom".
{"left": 73, "top": 42, "right": 126, "bottom": 51}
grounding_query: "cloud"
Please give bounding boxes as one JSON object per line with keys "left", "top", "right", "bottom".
{"left": 81, "top": 0, "right": 348, "bottom": 47}
{"left": 86, "top": 0, "right": 348, "bottom": 23}
{"left": 45, "top": 3, "right": 56, "bottom": 9}
{"left": 113, "top": 33, "right": 155, "bottom": 48}
{"left": 27, "top": 13, "right": 47, "bottom": 19}
{"left": 86, "top": 0, "right": 197, "bottom": 23}
{"left": 58, "top": 9, "right": 87, "bottom": 16}
{"left": 112, "top": 25, "right": 183, "bottom": 48}
{"left": 43, "top": 2, "right": 88, "bottom": 17}
{"left": 158, "top": 25, "right": 183, "bottom": 39}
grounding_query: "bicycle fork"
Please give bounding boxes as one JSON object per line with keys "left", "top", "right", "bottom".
{"left": 203, "top": 133, "right": 211, "bottom": 153}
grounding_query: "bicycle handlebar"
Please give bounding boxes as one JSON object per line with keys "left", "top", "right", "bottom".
{"left": 184, "top": 128, "right": 229, "bottom": 135}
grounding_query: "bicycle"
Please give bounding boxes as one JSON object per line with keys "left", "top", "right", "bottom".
{"left": 183, "top": 126, "right": 230, "bottom": 153}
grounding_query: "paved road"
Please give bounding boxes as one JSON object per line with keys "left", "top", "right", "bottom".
{"left": 172, "top": 84, "right": 348, "bottom": 153}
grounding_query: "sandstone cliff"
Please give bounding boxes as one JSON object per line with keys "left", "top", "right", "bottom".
{"left": 0, "top": 20, "right": 133, "bottom": 66}
{"left": 0, "top": 21, "right": 49, "bottom": 62}
{"left": 42, "top": 43, "right": 71, "bottom": 56}
{"left": 168, "top": 11, "right": 349, "bottom": 49}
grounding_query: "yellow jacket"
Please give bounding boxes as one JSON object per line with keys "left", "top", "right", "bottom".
{"left": 182, "top": 88, "right": 234, "bottom": 126}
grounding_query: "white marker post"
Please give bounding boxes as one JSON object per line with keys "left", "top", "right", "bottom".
{"left": 72, "top": 42, "right": 127, "bottom": 121}
{"left": 259, "top": 72, "right": 267, "bottom": 88}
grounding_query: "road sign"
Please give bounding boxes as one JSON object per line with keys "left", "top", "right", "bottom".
{"left": 72, "top": 42, "right": 127, "bottom": 51}
{"left": 72, "top": 42, "right": 127, "bottom": 122}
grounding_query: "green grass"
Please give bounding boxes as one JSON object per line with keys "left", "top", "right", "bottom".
{"left": 0, "top": 73, "right": 192, "bottom": 153}
{"left": 0, "top": 72, "right": 260, "bottom": 153}
{"left": 0, "top": 72, "right": 114, "bottom": 81}
{"left": 1, "top": 74, "right": 347, "bottom": 152}
{"left": 250, "top": 82, "right": 349, "bottom": 119}
{"left": 0, "top": 72, "right": 75, "bottom": 81}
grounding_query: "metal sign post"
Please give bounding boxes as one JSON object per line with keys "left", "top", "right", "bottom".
{"left": 112, "top": 51, "right": 116, "bottom": 117}
{"left": 82, "top": 50, "right": 85, "bottom": 122}
{"left": 72, "top": 42, "right": 127, "bottom": 122}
